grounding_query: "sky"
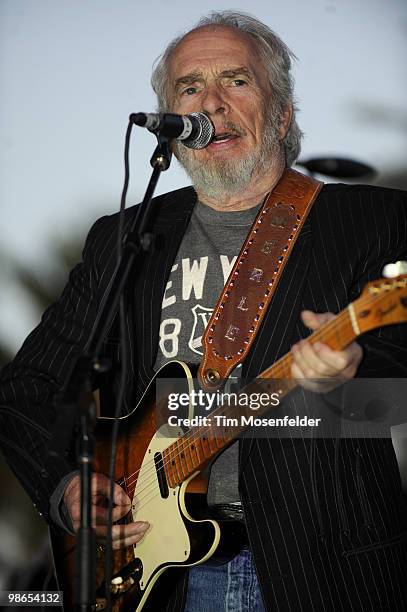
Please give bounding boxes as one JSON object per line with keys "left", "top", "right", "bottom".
{"left": 1, "top": 0, "right": 407, "bottom": 353}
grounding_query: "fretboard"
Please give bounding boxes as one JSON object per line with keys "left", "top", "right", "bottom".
{"left": 163, "top": 307, "right": 357, "bottom": 488}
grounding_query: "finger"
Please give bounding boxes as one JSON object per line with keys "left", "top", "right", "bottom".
{"left": 110, "top": 522, "right": 149, "bottom": 541}
{"left": 69, "top": 499, "right": 131, "bottom": 532}
{"left": 314, "top": 341, "right": 363, "bottom": 376}
{"left": 64, "top": 474, "right": 80, "bottom": 497}
{"left": 312, "top": 343, "right": 354, "bottom": 372}
{"left": 292, "top": 340, "right": 349, "bottom": 378}
{"left": 91, "top": 474, "right": 131, "bottom": 507}
{"left": 68, "top": 504, "right": 81, "bottom": 527}
{"left": 301, "top": 310, "right": 335, "bottom": 331}
{"left": 112, "top": 481, "right": 132, "bottom": 507}
{"left": 292, "top": 340, "right": 337, "bottom": 377}
{"left": 291, "top": 361, "right": 321, "bottom": 392}
{"left": 292, "top": 337, "right": 362, "bottom": 379}
{"left": 91, "top": 504, "right": 131, "bottom": 526}
{"left": 112, "top": 530, "right": 147, "bottom": 550}
{"left": 292, "top": 360, "right": 342, "bottom": 394}
{"left": 95, "top": 521, "right": 149, "bottom": 547}
{"left": 291, "top": 359, "right": 321, "bottom": 387}
{"left": 91, "top": 473, "right": 114, "bottom": 496}
{"left": 291, "top": 360, "right": 306, "bottom": 381}
{"left": 111, "top": 522, "right": 150, "bottom": 550}
{"left": 63, "top": 476, "right": 81, "bottom": 513}
{"left": 292, "top": 342, "right": 362, "bottom": 393}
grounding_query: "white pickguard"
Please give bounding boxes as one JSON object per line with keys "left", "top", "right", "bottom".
{"left": 131, "top": 424, "right": 190, "bottom": 588}
{"left": 130, "top": 424, "right": 220, "bottom": 605}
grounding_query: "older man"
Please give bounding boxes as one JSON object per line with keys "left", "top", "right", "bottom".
{"left": 1, "top": 10, "right": 407, "bottom": 612}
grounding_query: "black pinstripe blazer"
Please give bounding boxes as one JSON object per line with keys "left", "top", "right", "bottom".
{"left": 1, "top": 183, "right": 407, "bottom": 611}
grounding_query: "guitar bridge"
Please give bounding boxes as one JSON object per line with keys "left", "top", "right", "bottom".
{"left": 110, "top": 574, "right": 135, "bottom": 595}
{"left": 109, "top": 558, "right": 143, "bottom": 594}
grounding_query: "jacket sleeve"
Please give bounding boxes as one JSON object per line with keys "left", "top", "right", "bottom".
{"left": 349, "top": 192, "right": 407, "bottom": 379}
{"left": 323, "top": 188, "right": 407, "bottom": 425}
{"left": 0, "top": 215, "right": 113, "bottom": 522}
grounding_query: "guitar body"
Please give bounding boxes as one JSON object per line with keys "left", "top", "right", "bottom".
{"left": 51, "top": 362, "right": 223, "bottom": 612}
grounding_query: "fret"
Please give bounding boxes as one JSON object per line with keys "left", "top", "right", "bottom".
{"left": 163, "top": 447, "right": 176, "bottom": 488}
{"left": 169, "top": 442, "right": 180, "bottom": 484}
{"left": 207, "top": 430, "right": 219, "bottom": 454}
{"left": 209, "top": 419, "right": 226, "bottom": 449}
{"left": 183, "top": 435, "right": 195, "bottom": 471}
{"left": 176, "top": 437, "right": 188, "bottom": 478}
{"left": 187, "top": 436, "right": 199, "bottom": 469}
{"left": 200, "top": 432, "right": 211, "bottom": 457}
{"left": 191, "top": 437, "right": 202, "bottom": 464}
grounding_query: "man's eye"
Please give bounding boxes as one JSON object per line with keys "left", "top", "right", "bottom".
{"left": 181, "top": 87, "right": 198, "bottom": 96}
{"left": 231, "top": 79, "right": 247, "bottom": 86}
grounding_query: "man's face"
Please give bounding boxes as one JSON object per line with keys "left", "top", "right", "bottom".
{"left": 167, "top": 26, "right": 283, "bottom": 198}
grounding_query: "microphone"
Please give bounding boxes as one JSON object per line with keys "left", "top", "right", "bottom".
{"left": 130, "top": 112, "right": 214, "bottom": 149}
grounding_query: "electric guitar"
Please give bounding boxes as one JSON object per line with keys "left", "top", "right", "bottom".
{"left": 51, "top": 271, "right": 407, "bottom": 611}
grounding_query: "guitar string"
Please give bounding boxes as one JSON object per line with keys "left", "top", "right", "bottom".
{"left": 115, "top": 287, "right": 402, "bottom": 502}
{"left": 120, "top": 310, "right": 366, "bottom": 503}
{"left": 120, "top": 298, "right": 406, "bottom": 520}
{"left": 118, "top": 344, "right": 296, "bottom": 496}
{"left": 122, "top": 369, "right": 293, "bottom": 499}
{"left": 121, "top": 315, "right": 400, "bottom": 511}
{"left": 116, "top": 308, "right": 356, "bottom": 503}
{"left": 115, "top": 295, "right": 379, "bottom": 498}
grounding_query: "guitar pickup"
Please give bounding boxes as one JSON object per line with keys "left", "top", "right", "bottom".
{"left": 154, "top": 452, "right": 169, "bottom": 498}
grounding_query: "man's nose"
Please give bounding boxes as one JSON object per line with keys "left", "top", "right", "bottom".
{"left": 201, "top": 84, "right": 230, "bottom": 116}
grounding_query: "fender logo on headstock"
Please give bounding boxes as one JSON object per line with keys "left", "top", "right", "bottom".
{"left": 376, "top": 303, "right": 397, "bottom": 318}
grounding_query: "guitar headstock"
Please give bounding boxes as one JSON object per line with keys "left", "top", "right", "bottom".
{"left": 352, "top": 264, "right": 407, "bottom": 335}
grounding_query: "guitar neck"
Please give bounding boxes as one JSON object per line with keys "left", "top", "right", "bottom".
{"left": 163, "top": 307, "right": 357, "bottom": 488}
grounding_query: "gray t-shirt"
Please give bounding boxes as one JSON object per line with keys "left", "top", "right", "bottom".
{"left": 154, "top": 200, "right": 260, "bottom": 506}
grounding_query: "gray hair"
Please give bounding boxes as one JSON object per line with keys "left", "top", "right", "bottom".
{"left": 151, "top": 10, "right": 303, "bottom": 166}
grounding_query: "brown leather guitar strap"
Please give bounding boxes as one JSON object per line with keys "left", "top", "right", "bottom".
{"left": 197, "top": 168, "right": 323, "bottom": 391}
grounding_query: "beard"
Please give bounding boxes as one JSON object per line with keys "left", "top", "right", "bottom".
{"left": 173, "top": 108, "right": 282, "bottom": 200}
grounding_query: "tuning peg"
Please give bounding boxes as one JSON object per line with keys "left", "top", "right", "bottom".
{"left": 382, "top": 261, "right": 407, "bottom": 278}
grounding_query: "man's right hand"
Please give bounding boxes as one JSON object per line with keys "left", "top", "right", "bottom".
{"left": 63, "top": 472, "right": 149, "bottom": 550}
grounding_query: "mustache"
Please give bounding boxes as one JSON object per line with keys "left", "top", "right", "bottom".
{"left": 215, "top": 120, "right": 247, "bottom": 138}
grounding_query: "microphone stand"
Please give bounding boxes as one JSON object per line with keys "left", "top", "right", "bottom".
{"left": 52, "top": 126, "right": 173, "bottom": 611}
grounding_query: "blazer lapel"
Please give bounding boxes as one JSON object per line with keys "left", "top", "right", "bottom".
{"left": 131, "top": 188, "right": 197, "bottom": 391}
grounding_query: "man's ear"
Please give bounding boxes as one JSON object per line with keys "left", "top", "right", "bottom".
{"left": 279, "top": 103, "right": 293, "bottom": 140}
